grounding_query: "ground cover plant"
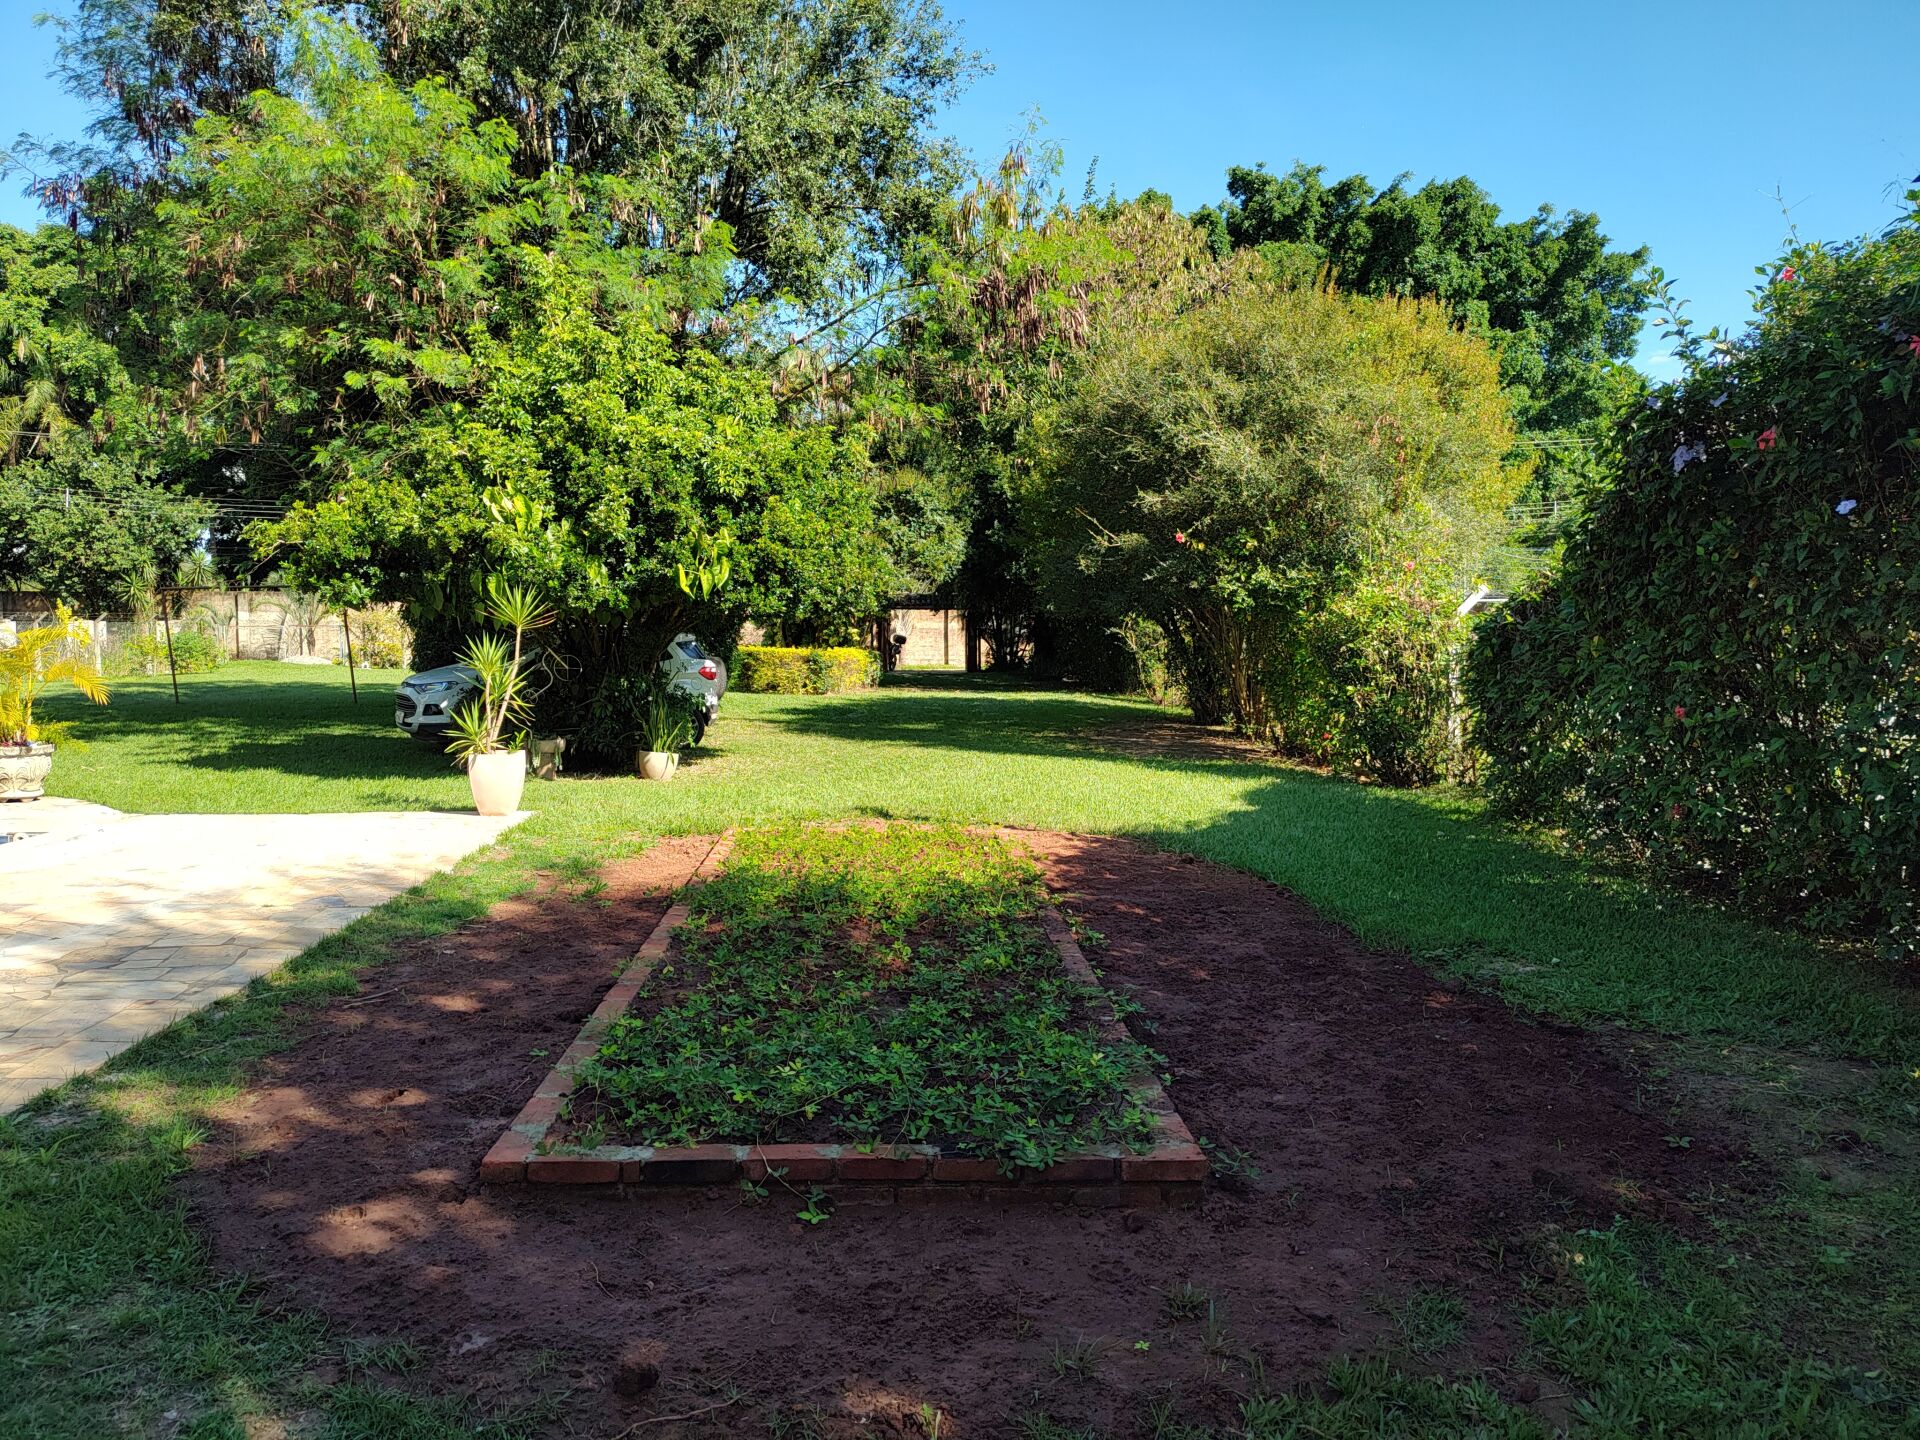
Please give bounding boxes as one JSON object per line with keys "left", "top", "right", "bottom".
{"left": 571, "top": 824, "right": 1156, "bottom": 1165}
{"left": 9, "top": 666, "right": 1920, "bottom": 1437}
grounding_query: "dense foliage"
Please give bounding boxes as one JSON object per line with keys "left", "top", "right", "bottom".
{"left": 1469, "top": 204, "right": 1920, "bottom": 952}
{"left": 733, "top": 646, "right": 879, "bottom": 695}
{"left": 0, "top": 224, "right": 208, "bottom": 609}
{"left": 573, "top": 824, "right": 1156, "bottom": 1168}
{"left": 120, "top": 628, "right": 224, "bottom": 676}
{"left": 263, "top": 264, "right": 883, "bottom": 760}
{"left": 1037, "top": 283, "right": 1525, "bottom": 782}
{"left": 1195, "top": 162, "right": 1652, "bottom": 504}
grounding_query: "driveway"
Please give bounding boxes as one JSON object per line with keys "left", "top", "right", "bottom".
{"left": 0, "top": 798, "right": 524, "bottom": 1112}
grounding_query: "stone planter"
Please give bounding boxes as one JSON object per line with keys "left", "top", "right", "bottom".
{"left": 0, "top": 741, "right": 55, "bottom": 802}
{"left": 636, "top": 749, "right": 680, "bottom": 781}
{"left": 467, "top": 748, "right": 527, "bottom": 816}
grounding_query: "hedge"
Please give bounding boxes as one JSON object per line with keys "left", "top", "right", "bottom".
{"left": 1467, "top": 204, "right": 1919, "bottom": 954}
{"left": 733, "top": 646, "right": 878, "bottom": 695}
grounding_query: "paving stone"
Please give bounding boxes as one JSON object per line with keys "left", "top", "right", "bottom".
{"left": 1, "top": 801, "right": 525, "bottom": 1111}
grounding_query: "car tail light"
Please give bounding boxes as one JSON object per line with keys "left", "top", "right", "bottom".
{"left": 698, "top": 661, "right": 718, "bottom": 681}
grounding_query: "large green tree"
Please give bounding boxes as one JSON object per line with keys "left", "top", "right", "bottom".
{"left": 1194, "top": 163, "right": 1651, "bottom": 504}
{"left": 263, "top": 261, "right": 884, "bottom": 760}
{"left": 866, "top": 152, "right": 1245, "bottom": 670}
{"left": 25, "top": 0, "right": 975, "bottom": 317}
{"left": 365, "top": 0, "right": 978, "bottom": 309}
{"left": 144, "top": 21, "right": 721, "bottom": 501}
{"left": 0, "top": 222, "right": 209, "bottom": 610}
{"left": 1036, "top": 281, "right": 1526, "bottom": 780}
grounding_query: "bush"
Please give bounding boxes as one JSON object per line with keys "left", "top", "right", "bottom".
{"left": 346, "top": 608, "right": 409, "bottom": 669}
{"left": 120, "top": 628, "right": 225, "bottom": 676}
{"left": 1266, "top": 582, "right": 1456, "bottom": 785}
{"left": 1468, "top": 203, "right": 1920, "bottom": 953}
{"left": 734, "top": 645, "right": 878, "bottom": 694}
{"left": 1033, "top": 283, "right": 1525, "bottom": 779}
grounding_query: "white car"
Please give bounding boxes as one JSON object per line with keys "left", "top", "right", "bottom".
{"left": 394, "top": 634, "right": 726, "bottom": 744}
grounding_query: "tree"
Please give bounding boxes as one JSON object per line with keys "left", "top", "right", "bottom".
{"left": 867, "top": 152, "right": 1246, "bottom": 670}
{"left": 0, "top": 455, "right": 210, "bottom": 615}
{"left": 1035, "top": 282, "right": 1526, "bottom": 781}
{"left": 1194, "top": 163, "right": 1652, "bottom": 505}
{"left": 141, "top": 19, "right": 725, "bottom": 504}
{"left": 0, "top": 224, "right": 129, "bottom": 458}
{"left": 364, "top": 0, "right": 979, "bottom": 309}
{"left": 0, "top": 222, "right": 210, "bottom": 610}
{"left": 24, "top": 0, "right": 976, "bottom": 320}
{"left": 261, "top": 262, "right": 884, "bottom": 761}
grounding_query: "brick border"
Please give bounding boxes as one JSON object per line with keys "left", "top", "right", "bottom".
{"left": 481, "top": 833, "right": 1207, "bottom": 1205}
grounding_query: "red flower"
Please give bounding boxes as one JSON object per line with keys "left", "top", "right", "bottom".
{"left": 1778, "top": 266, "right": 1797, "bottom": 283}
{"left": 1908, "top": 335, "right": 1920, "bottom": 357}
{"left": 1402, "top": 559, "right": 1416, "bottom": 572}
{"left": 1757, "top": 427, "right": 1778, "bottom": 451}
{"left": 1673, "top": 704, "right": 1687, "bottom": 719}
{"left": 1669, "top": 802, "right": 1685, "bottom": 821}
{"left": 1174, "top": 530, "right": 1186, "bottom": 545}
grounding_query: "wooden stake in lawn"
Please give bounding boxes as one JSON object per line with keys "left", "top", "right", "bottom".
{"left": 160, "top": 587, "right": 181, "bottom": 704}
{"left": 341, "top": 609, "right": 359, "bottom": 703}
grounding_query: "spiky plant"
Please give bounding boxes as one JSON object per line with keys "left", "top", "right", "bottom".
{"left": 443, "top": 578, "right": 554, "bottom": 765}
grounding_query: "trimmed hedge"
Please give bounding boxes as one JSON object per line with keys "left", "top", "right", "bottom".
{"left": 1467, "top": 205, "right": 1919, "bottom": 954}
{"left": 733, "top": 645, "right": 878, "bottom": 695}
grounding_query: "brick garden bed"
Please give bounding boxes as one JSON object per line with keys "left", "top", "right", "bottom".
{"left": 480, "top": 829, "right": 1207, "bottom": 1205}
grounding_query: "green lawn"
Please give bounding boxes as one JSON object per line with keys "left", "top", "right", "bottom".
{"left": 44, "top": 661, "right": 1920, "bottom": 1057}
{"left": 9, "top": 662, "right": 1919, "bottom": 1437}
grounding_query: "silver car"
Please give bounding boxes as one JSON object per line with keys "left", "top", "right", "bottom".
{"left": 394, "top": 634, "right": 727, "bottom": 744}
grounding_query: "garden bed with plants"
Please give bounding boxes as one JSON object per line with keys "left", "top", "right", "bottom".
{"left": 482, "top": 824, "right": 1208, "bottom": 1201}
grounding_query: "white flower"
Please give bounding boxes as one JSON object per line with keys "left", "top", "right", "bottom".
{"left": 1836, "top": 498, "right": 1858, "bottom": 516}
{"left": 1711, "top": 391, "right": 1729, "bottom": 408}
{"left": 1672, "top": 442, "right": 1706, "bottom": 474}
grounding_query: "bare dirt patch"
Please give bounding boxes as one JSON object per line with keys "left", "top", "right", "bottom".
{"left": 187, "top": 829, "right": 1723, "bottom": 1437}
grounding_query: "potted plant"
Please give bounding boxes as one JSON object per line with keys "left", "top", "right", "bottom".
{"left": 444, "top": 579, "right": 554, "bottom": 816}
{"left": 635, "top": 688, "right": 693, "bottom": 780}
{"left": 0, "top": 606, "right": 109, "bottom": 802}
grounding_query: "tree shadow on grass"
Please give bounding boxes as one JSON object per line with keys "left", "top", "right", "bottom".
{"left": 763, "top": 689, "right": 1920, "bottom": 1060}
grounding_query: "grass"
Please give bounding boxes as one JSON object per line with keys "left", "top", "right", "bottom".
{"left": 43, "top": 663, "right": 1920, "bottom": 1061}
{"left": 10, "top": 662, "right": 1920, "bottom": 1436}
{"left": 573, "top": 824, "right": 1156, "bottom": 1166}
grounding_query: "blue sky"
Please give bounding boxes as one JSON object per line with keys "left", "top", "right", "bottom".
{"left": 5, "top": 1, "right": 1915, "bottom": 376}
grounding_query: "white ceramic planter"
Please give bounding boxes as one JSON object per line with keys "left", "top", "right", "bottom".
{"left": 637, "top": 749, "right": 679, "bottom": 781}
{"left": 467, "top": 748, "right": 527, "bottom": 815}
{"left": 0, "top": 741, "right": 55, "bottom": 801}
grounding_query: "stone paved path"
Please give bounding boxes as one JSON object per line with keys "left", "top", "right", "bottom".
{"left": 0, "top": 798, "right": 525, "bottom": 1111}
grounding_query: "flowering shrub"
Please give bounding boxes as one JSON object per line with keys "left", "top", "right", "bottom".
{"left": 1468, "top": 201, "right": 1920, "bottom": 953}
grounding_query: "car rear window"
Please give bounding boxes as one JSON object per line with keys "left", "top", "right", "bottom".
{"left": 676, "top": 638, "right": 708, "bottom": 659}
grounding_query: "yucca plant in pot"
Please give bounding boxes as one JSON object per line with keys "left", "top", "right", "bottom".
{"left": 635, "top": 687, "right": 694, "bottom": 781}
{"left": 0, "top": 606, "right": 110, "bottom": 801}
{"left": 444, "top": 579, "right": 554, "bottom": 816}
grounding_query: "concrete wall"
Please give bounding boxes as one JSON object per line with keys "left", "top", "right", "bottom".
{"left": 0, "top": 591, "right": 406, "bottom": 665}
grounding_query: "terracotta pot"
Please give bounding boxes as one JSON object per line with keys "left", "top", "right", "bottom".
{"left": 636, "top": 749, "right": 679, "bottom": 781}
{"left": 0, "top": 741, "right": 55, "bottom": 802}
{"left": 467, "top": 748, "right": 527, "bottom": 815}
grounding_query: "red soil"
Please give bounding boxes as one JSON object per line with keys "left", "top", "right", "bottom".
{"left": 187, "top": 829, "right": 1719, "bottom": 1437}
